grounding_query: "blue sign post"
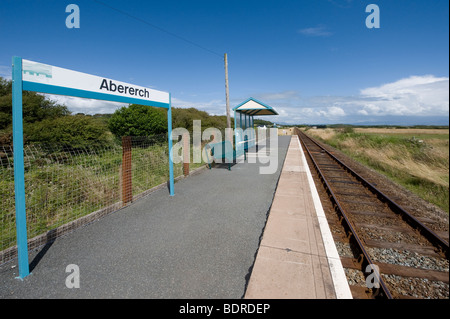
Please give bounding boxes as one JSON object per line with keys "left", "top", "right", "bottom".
{"left": 12, "top": 56, "right": 29, "bottom": 279}
{"left": 12, "top": 56, "right": 174, "bottom": 278}
{"left": 168, "top": 93, "right": 174, "bottom": 196}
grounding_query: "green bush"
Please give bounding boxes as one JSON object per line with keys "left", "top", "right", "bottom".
{"left": 172, "top": 107, "right": 230, "bottom": 138}
{"left": 0, "top": 77, "right": 70, "bottom": 131}
{"left": 24, "top": 115, "right": 112, "bottom": 149}
{"left": 108, "top": 104, "right": 167, "bottom": 138}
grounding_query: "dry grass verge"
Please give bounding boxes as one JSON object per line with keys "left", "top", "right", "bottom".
{"left": 304, "top": 128, "right": 449, "bottom": 213}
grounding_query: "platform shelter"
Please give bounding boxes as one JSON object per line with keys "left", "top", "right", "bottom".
{"left": 233, "top": 98, "right": 278, "bottom": 153}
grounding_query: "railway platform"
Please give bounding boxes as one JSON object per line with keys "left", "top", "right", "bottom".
{"left": 1, "top": 135, "right": 353, "bottom": 299}
{"left": 245, "top": 135, "right": 352, "bottom": 299}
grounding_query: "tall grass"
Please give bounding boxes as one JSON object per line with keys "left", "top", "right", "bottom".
{"left": 1, "top": 138, "right": 205, "bottom": 254}
{"left": 306, "top": 128, "right": 449, "bottom": 213}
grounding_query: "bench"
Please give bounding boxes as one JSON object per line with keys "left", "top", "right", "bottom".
{"left": 237, "top": 136, "right": 257, "bottom": 152}
{"left": 205, "top": 140, "right": 245, "bottom": 170}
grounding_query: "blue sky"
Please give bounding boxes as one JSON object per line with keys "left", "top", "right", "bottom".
{"left": 1, "top": 0, "right": 448, "bottom": 125}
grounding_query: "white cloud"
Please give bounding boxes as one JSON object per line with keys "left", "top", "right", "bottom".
{"left": 277, "top": 109, "right": 288, "bottom": 117}
{"left": 37, "top": 75, "right": 448, "bottom": 126}
{"left": 45, "top": 94, "right": 126, "bottom": 114}
{"left": 327, "top": 106, "right": 346, "bottom": 117}
{"left": 358, "top": 75, "right": 449, "bottom": 116}
{"left": 0, "top": 65, "right": 12, "bottom": 80}
{"left": 254, "top": 90, "right": 300, "bottom": 101}
{"left": 171, "top": 97, "right": 198, "bottom": 108}
{"left": 44, "top": 93, "right": 225, "bottom": 117}
{"left": 172, "top": 97, "right": 225, "bottom": 115}
{"left": 255, "top": 75, "right": 449, "bottom": 125}
{"left": 294, "top": 106, "right": 345, "bottom": 121}
{"left": 298, "top": 25, "right": 333, "bottom": 37}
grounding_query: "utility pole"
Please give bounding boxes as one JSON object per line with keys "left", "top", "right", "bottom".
{"left": 224, "top": 53, "right": 231, "bottom": 129}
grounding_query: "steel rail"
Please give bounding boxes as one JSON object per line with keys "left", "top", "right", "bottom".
{"left": 296, "top": 129, "right": 393, "bottom": 299}
{"left": 300, "top": 130, "right": 449, "bottom": 259}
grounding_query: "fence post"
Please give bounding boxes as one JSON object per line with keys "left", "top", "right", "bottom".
{"left": 183, "top": 132, "right": 189, "bottom": 176}
{"left": 122, "top": 136, "right": 132, "bottom": 205}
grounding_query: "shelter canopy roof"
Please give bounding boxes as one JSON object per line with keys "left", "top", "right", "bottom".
{"left": 233, "top": 97, "right": 278, "bottom": 116}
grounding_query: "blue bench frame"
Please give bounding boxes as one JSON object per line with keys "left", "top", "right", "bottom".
{"left": 205, "top": 140, "right": 246, "bottom": 170}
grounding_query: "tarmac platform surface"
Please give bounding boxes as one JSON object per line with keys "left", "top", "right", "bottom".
{"left": 0, "top": 135, "right": 351, "bottom": 299}
{"left": 1, "top": 136, "right": 290, "bottom": 298}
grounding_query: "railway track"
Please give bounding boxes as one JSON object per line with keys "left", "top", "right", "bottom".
{"left": 294, "top": 128, "right": 449, "bottom": 299}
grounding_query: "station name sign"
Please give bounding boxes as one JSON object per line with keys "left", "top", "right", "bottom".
{"left": 21, "top": 59, "right": 170, "bottom": 108}
{"left": 99, "top": 79, "right": 151, "bottom": 98}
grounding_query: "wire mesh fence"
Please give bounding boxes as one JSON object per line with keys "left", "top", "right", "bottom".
{"left": 0, "top": 134, "right": 203, "bottom": 264}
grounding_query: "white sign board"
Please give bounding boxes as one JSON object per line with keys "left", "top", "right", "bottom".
{"left": 22, "top": 59, "right": 170, "bottom": 108}
{"left": 12, "top": 56, "right": 175, "bottom": 279}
